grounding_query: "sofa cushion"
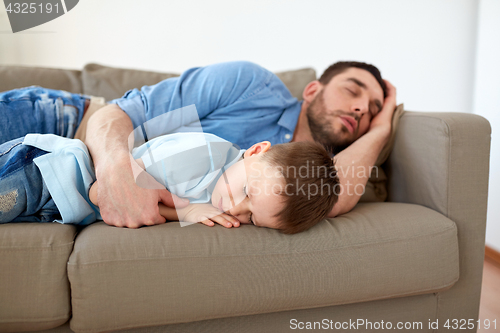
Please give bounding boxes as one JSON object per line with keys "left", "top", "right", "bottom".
{"left": 0, "top": 223, "right": 76, "bottom": 332}
{"left": 82, "top": 63, "right": 180, "bottom": 101}
{"left": 68, "top": 202, "right": 459, "bottom": 333}
{"left": 274, "top": 68, "right": 316, "bottom": 100}
{"left": 0, "top": 65, "right": 82, "bottom": 94}
{"left": 82, "top": 64, "right": 316, "bottom": 102}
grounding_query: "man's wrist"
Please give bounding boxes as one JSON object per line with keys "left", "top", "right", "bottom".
{"left": 368, "top": 124, "right": 391, "bottom": 142}
{"left": 95, "top": 151, "right": 133, "bottom": 181}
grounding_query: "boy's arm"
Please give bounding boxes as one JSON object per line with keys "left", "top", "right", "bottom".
{"left": 328, "top": 80, "right": 396, "bottom": 218}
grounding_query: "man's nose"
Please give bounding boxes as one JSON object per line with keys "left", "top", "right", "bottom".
{"left": 351, "top": 103, "right": 368, "bottom": 116}
{"left": 350, "top": 100, "right": 369, "bottom": 115}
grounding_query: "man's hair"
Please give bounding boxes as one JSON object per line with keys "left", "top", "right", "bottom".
{"left": 262, "top": 142, "right": 340, "bottom": 234}
{"left": 318, "top": 61, "right": 387, "bottom": 98}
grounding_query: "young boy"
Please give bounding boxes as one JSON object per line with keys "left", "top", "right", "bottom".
{"left": 0, "top": 132, "right": 339, "bottom": 234}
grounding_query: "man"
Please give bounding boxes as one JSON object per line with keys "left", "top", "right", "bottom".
{"left": 82, "top": 61, "right": 396, "bottom": 228}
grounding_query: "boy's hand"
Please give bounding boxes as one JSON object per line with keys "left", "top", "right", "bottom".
{"left": 177, "top": 204, "right": 240, "bottom": 228}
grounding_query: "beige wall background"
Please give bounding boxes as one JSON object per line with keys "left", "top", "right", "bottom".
{"left": 0, "top": 0, "right": 498, "bottom": 251}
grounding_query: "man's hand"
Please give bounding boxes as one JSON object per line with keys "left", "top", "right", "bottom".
{"left": 96, "top": 154, "right": 189, "bottom": 228}
{"left": 369, "top": 80, "right": 397, "bottom": 136}
{"left": 176, "top": 203, "right": 240, "bottom": 228}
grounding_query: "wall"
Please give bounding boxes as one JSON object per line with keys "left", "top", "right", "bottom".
{"left": 473, "top": 0, "right": 500, "bottom": 252}
{"left": 0, "top": 0, "right": 478, "bottom": 113}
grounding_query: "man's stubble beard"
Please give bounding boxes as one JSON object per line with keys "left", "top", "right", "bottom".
{"left": 306, "top": 90, "right": 357, "bottom": 155}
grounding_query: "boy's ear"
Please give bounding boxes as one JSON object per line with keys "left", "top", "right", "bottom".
{"left": 244, "top": 141, "right": 271, "bottom": 158}
{"left": 302, "top": 80, "right": 322, "bottom": 103}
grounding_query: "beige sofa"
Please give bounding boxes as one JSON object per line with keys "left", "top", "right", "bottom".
{"left": 0, "top": 64, "right": 491, "bottom": 333}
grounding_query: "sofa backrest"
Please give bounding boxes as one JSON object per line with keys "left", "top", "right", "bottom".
{"left": 0, "top": 63, "right": 317, "bottom": 102}
{"left": 0, "top": 65, "right": 83, "bottom": 93}
{"left": 82, "top": 63, "right": 317, "bottom": 101}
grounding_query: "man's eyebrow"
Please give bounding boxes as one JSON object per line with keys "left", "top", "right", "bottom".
{"left": 347, "top": 77, "right": 383, "bottom": 113}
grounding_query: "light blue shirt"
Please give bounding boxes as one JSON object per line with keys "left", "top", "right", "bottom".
{"left": 24, "top": 133, "right": 244, "bottom": 225}
{"left": 132, "top": 132, "right": 244, "bottom": 204}
{"left": 24, "top": 134, "right": 101, "bottom": 225}
{"left": 110, "top": 61, "right": 303, "bottom": 149}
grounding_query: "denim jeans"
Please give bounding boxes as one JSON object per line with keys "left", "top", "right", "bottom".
{"left": 0, "top": 86, "right": 89, "bottom": 145}
{"left": 0, "top": 137, "right": 60, "bottom": 223}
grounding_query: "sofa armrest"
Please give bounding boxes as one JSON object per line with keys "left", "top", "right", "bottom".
{"left": 386, "top": 111, "right": 491, "bottom": 326}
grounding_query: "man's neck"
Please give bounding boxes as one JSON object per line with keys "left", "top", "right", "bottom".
{"left": 291, "top": 102, "right": 315, "bottom": 143}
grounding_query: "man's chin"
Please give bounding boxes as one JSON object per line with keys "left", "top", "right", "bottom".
{"left": 325, "top": 134, "right": 355, "bottom": 155}
{"left": 332, "top": 130, "right": 355, "bottom": 147}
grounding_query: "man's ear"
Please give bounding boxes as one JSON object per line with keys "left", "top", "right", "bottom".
{"left": 302, "top": 80, "right": 322, "bottom": 103}
{"left": 244, "top": 141, "right": 271, "bottom": 158}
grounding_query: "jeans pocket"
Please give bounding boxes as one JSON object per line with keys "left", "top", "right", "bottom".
{"left": 0, "top": 138, "right": 23, "bottom": 158}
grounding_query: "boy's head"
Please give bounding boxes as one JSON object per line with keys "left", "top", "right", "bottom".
{"left": 210, "top": 141, "right": 340, "bottom": 234}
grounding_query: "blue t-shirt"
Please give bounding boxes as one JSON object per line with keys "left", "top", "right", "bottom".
{"left": 110, "top": 61, "right": 303, "bottom": 149}
{"left": 24, "top": 133, "right": 244, "bottom": 225}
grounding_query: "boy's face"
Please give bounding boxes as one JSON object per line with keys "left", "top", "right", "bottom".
{"left": 211, "top": 142, "right": 284, "bottom": 230}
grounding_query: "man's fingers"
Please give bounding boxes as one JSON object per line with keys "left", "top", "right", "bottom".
{"left": 383, "top": 79, "right": 397, "bottom": 101}
{"left": 142, "top": 205, "right": 166, "bottom": 226}
{"left": 146, "top": 214, "right": 166, "bottom": 226}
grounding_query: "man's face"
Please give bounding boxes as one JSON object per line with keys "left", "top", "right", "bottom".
{"left": 306, "top": 68, "right": 384, "bottom": 153}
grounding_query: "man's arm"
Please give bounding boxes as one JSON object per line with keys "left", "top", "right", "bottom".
{"left": 85, "top": 104, "right": 188, "bottom": 228}
{"left": 328, "top": 81, "right": 396, "bottom": 217}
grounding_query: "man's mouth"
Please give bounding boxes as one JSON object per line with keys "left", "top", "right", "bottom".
{"left": 340, "top": 116, "right": 357, "bottom": 133}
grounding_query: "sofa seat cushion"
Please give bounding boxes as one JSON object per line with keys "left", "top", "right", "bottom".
{"left": 67, "top": 202, "right": 459, "bottom": 333}
{"left": 0, "top": 223, "right": 76, "bottom": 332}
